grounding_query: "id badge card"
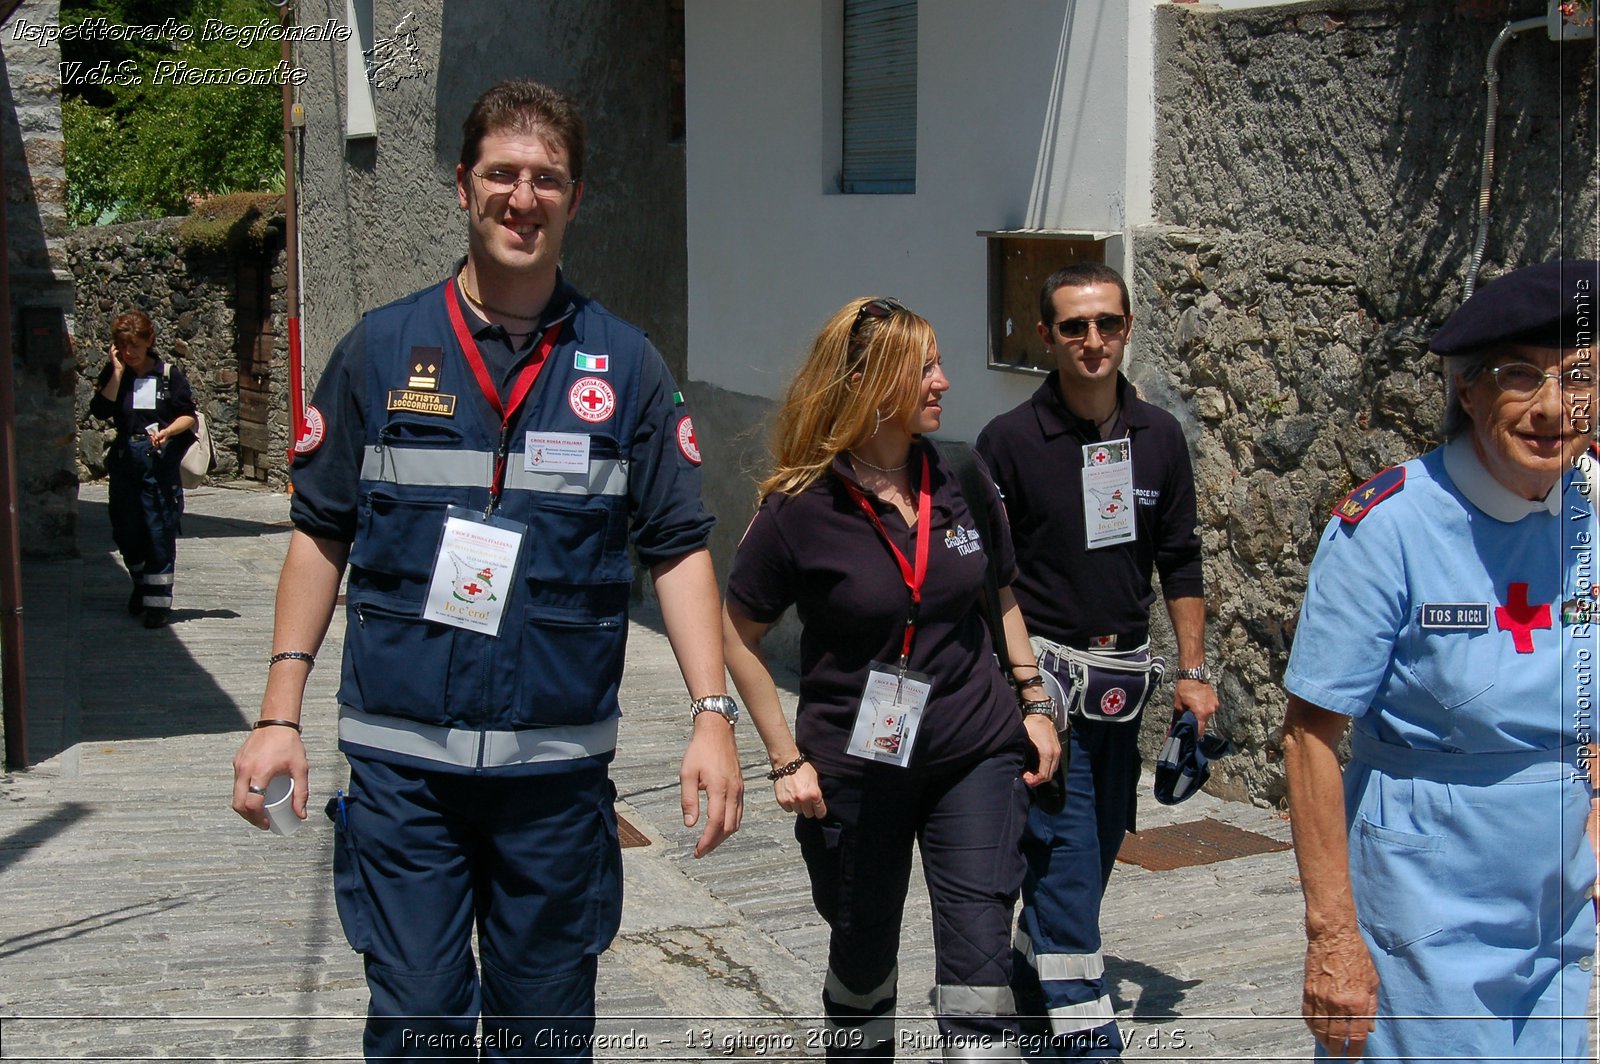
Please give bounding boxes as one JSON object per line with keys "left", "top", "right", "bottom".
{"left": 1082, "top": 437, "right": 1135, "bottom": 549}
{"left": 844, "top": 662, "right": 932, "bottom": 767}
{"left": 525, "top": 430, "right": 590, "bottom": 474}
{"left": 131, "top": 377, "right": 159, "bottom": 410}
{"left": 421, "top": 505, "right": 526, "bottom": 636}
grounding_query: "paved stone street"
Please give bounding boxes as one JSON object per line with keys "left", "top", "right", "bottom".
{"left": 0, "top": 483, "right": 1365, "bottom": 1060}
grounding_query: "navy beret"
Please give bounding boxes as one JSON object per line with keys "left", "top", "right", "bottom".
{"left": 1431, "top": 259, "right": 1599, "bottom": 356}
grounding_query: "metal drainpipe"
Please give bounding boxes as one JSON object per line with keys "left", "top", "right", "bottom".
{"left": 1465, "top": 15, "right": 1547, "bottom": 298}
{"left": 0, "top": 110, "right": 27, "bottom": 772}
{"left": 280, "top": 3, "right": 304, "bottom": 477}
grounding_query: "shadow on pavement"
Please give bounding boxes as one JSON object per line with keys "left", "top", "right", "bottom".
{"left": 1108, "top": 952, "right": 1203, "bottom": 1019}
{"left": 0, "top": 801, "right": 91, "bottom": 878}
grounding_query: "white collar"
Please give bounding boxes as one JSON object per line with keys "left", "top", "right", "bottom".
{"left": 1442, "top": 435, "right": 1563, "bottom": 522}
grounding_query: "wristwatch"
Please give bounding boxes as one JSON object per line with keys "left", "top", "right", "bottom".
{"left": 690, "top": 694, "right": 741, "bottom": 726}
{"left": 1020, "top": 697, "right": 1059, "bottom": 721}
{"left": 1173, "top": 665, "right": 1211, "bottom": 683}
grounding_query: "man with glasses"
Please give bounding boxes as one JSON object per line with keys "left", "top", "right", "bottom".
{"left": 230, "top": 79, "right": 742, "bottom": 1061}
{"left": 976, "top": 262, "right": 1216, "bottom": 1059}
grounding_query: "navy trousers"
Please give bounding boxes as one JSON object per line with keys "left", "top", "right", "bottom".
{"left": 107, "top": 437, "right": 183, "bottom": 611}
{"left": 331, "top": 756, "right": 623, "bottom": 1061}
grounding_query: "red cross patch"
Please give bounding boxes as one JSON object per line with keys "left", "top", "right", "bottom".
{"left": 568, "top": 377, "right": 616, "bottom": 423}
{"left": 677, "top": 416, "right": 702, "bottom": 465}
{"left": 293, "top": 404, "right": 326, "bottom": 456}
{"left": 1101, "top": 687, "right": 1128, "bottom": 716}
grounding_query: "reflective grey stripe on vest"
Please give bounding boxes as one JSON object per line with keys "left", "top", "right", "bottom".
{"left": 504, "top": 457, "right": 629, "bottom": 496}
{"left": 362, "top": 446, "right": 628, "bottom": 498}
{"left": 339, "top": 706, "right": 618, "bottom": 768}
{"left": 361, "top": 445, "right": 494, "bottom": 487}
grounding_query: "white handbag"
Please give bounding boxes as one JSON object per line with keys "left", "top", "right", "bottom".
{"left": 165, "top": 363, "right": 216, "bottom": 488}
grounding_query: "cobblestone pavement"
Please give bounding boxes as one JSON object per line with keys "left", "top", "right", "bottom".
{"left": 5, "top": 483, "right": 1567, "bottom": 1061}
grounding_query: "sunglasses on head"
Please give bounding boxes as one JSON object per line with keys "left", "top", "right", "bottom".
{"left": 852, "top": 297, "right": 907, "bottom": 338}
{"left": 1053, "top": 314, "right": 1129, "bottom": 340}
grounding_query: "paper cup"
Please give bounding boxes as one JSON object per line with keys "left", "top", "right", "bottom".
{"left": 262, "top": 775, "right": 301, "bottom": 837}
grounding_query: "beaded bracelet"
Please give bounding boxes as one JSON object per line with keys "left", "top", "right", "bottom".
{"left": 766, "top": 753, "right": 809, "bottom": 781}
{"left": 268, "top": 650, "right": 316, "bottom": 669}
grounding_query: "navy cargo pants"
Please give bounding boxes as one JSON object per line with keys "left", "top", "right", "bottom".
{"left": 331, "top": 756, "right": 623, "bottom": 1061}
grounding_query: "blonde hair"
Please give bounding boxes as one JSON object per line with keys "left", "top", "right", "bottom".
{"left": 759, "top": 297, "right": 936, "bottom": 497}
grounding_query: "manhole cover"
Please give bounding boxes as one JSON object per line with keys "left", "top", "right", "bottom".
{"left": 616, "top": 811, "right": 650, "bottom": 849}
{"left": 1116, "top": 817, "right": 1288, "bottom": 872}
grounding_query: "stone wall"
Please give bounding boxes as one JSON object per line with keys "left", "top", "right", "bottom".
{"left": 3, "top": 0, "right": 77, "bottom": 558}
{"left": 1129, "top": 0, "right": 1599, "bottom": 804}
{"left": 67, "top": 218, "right": 291, "bottom": 487}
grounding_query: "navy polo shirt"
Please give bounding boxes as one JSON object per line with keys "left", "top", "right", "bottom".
{"left": 726, "top": 439, "right": 1028, "bottom": 777}
{"left": 975, "top": 372, "right": 1202, "bottom": 648}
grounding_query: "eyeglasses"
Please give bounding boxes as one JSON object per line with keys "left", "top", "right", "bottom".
{"left": 852, "top": 297, "right": 907, "bottom": 339}
{"left": 1481, "top": 362, "right": 1596, "bottom": 396}
{"left": 1053, "top": 314, "right": 1129, "bottom": 340}
{"left": 471, "top": 169, "right": 576, "bottom": 199}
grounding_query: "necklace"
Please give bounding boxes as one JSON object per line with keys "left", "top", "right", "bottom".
{"left": 848, "top": 449, "right": 910, "bottom": 474}
{"left": 457, "top": 270, "right": 540, "bottom": 321}
{"left": 1095, "top": 404, "right": 1121, "bottom": 436}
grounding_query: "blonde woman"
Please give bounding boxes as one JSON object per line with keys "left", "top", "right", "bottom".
{"left": 723, "top": 297, "right": 1060, "bottom": 1061}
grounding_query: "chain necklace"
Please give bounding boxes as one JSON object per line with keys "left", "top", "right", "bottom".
{"left": 848, "top": 449, "right": 910, "bottom": 474}
{"left": 457, "top": 269, "right": 540, "bottom": 321}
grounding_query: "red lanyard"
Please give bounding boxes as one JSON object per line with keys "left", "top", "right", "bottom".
{"left": 445, "top": 277, "right": 564, "bottom": 512}
{"left": 843, "top": 451, "right": 932, "bottom": 666}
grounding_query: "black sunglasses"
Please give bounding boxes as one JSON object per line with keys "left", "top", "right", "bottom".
{"left": 852, "top": 297, "right": 907, "bottom": 339}
{"left": 1053, "top": 314, "right": 1129, "bottom": 340}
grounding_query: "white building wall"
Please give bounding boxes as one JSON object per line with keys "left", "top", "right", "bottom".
{"left": 686, "top": 0, "right": 1150, "bottom": 443}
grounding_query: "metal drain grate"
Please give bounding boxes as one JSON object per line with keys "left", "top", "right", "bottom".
{"left": 616, "top": 811, "right": 651, "bottom": 849}
{"left": 1116, "top": 817, "right": 1288, "bottom": 872}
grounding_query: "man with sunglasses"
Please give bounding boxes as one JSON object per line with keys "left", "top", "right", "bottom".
{"left": 230, "top": 79, "right": 742, "bottom": 1061}
{"left": 976, "top": 262, "right": 1215, "bottom": 1059}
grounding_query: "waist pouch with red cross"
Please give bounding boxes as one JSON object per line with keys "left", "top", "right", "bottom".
{"left": 1032, "top": 637, "right": 1166, "bottom": 725}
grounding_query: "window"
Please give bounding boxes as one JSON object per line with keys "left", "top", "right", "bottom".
{"left": 980, "top": 230, "right": 1111, "bottom": 374}
{"left": 841, "top": 0, "right": 916, "bottom": 194}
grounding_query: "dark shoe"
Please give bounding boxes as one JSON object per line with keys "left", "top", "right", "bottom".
{"left": 128, "top": 586, "right": 145, "bottom": 615}
{"left": 143, "top": 609, "right": 168, "bottom": 629}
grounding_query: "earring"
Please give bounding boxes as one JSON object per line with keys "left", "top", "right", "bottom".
{"left": 870, "top": 409, "right": 883, "bottom": 438}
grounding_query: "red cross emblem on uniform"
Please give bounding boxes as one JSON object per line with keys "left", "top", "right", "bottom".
{"left": 1101, "top": 687, "right": 1127, "bottom": 716}
{"left": 568, "top": 377, "right": 616, "bottom": 423}
{"left": 1495, "top": 582, "right": 1551, "bottom": 654}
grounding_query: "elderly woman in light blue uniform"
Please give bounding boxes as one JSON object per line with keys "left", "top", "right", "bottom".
{"left": 1282, "top": 259, "right": 1599, "bottom": 1063}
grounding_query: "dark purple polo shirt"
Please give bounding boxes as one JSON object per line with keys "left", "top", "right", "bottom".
{"left": 975, "top": 372, "right": 1203, "bottom": 649}
{"left": 726, "top": 440, "right": 1028, "bottom": 777}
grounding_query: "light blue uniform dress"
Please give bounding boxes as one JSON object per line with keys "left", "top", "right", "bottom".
{"left": 1285, "top": 437, "right": 1598, "bottom": 1063}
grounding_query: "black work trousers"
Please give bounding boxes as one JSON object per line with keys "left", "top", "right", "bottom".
{"left": 796, "top": 746, "right": 1030, "bottom": 1061}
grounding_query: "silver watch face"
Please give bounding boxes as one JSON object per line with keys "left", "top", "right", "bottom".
{"left": 693, "top": 695, "right": 740, "bottom": 724}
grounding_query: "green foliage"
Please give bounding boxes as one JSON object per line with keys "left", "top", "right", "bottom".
{"left": 176, "top": 190, "right": 284, "bottom": 254}
{"left": 61, "top": 0, "right": 285, "bottom": 226}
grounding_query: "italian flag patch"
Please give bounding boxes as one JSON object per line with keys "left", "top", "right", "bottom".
{"left": 575, "top": 351, "right": 609, "bottom": 372}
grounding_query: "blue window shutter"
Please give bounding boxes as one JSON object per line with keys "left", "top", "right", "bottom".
{"left": 842, "top": 0, "right": 916, "bottom": 194}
